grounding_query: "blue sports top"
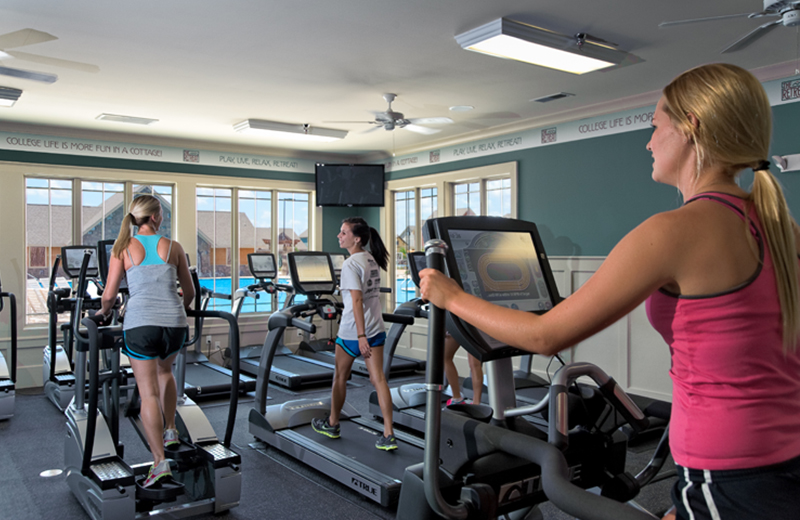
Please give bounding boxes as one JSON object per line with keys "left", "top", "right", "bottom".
{"left": 123, "top": 234, "right": 187, "bottom": 330}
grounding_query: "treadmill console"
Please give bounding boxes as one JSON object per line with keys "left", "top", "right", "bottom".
{"left": 60, "top": 246, "right": 99, "bottom": 279}
{"left": 248, "top": 252, "right": 278, "bottom": 280}
{"left": 97, "top": 239, "right": 128, "bottom": 291}
{"left": 429, "top": 216, "right": 561, "bottom": 362}
{"left": 329, "top": 253, "right": 346, "bottom": 282}
{"left": 407, "top": 251, "right": 428, "bottom": 288}
{"left": 288, "top": 252, "right": 336, "bottom": 296}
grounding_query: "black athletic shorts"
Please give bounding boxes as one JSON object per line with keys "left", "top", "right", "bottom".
{"left": 672, "top": 454, "right": 800, "bottom": 520}
{"left": 123, "top": 326, "right": 187, "bottom": 361}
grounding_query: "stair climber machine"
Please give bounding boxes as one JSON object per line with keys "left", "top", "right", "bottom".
{"left": 249, "top": 251, "right": 419, "bottom": 507}
{"left": 44, "top": 246, "right": 104, "bottom": 411}
{"left": 395, "top": 217, "right": 670, "bottom": 520}
{"left": 237, "top": 252, "right": 341, "bottom": 390}
{"left": 65, "top": 249, "right": 242, "bottom": 519}
{"left": 0, "top": 271, "right": 18, "bottom": 420}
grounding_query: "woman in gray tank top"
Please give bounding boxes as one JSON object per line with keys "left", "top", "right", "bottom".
{"left": 99, "top": 194, "right": 195, "bottom": 488}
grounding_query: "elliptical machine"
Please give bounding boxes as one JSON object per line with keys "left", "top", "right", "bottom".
{"left": 44, "top": 246, "right": 103, "bottom": 411}
{"left": 396, "top": 217, "right": 668, "bottom": 520}
{"left": 0, "top": 272, "right": 17, "bottom": 420}
{"left": 64, "top": 248, "right": 242, "bottom": 519}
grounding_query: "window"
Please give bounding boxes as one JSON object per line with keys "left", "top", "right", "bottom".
{"left": 25, "top": 178, "right": 73, "bottom": 324}
{"left": 134, "top": 184, "right": 174, "bottom": 239}
{"left": 486, "top": 178, "right": 511, "bottom": 217}
{"left": 453, "top": 181, "right": 481, "bottom": 216}
{"left": 384, "top": 162, "right": 516, "bottom": 300}
{"left": 238, "top": 189, "right": 273, "bottom": 313}
{"left": 196, "top": 188, "right": 232, "bottom": 310}
{"left": 276, "top": 191, "right": 309, "bottom": 276}
{"left": 81, "top": 181, "right": 125, "bottom": 247}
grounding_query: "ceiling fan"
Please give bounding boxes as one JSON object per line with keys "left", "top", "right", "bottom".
{"left": 660, "top": 1, "right": 800, "bottom": 53}
{"left": 0, "top": 28, "right": 100, "bottom": 83}
{"left": 327, "top": 93, "right": 454, "bottom": 134}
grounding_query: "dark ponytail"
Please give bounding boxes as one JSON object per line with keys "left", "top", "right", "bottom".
{"left": 343, "top": 217, "right": 389, "bottom": 271}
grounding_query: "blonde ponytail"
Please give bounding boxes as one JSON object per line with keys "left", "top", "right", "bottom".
{"left": 751, "top": 166, "right": 800, "bottom": 352}
{"left": 111, "top": 195, "right": 162, "bottom": 260}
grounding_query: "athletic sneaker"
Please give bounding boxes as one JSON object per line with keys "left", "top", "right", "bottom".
{"left": 375, "top": 434, "right": 398, "bottom": 451}
{"left": 142, "top": 459, "right": 171, "bottom": 488}
{"left": 446, "top": 397, "right": 467, "bottom": 407}
{"left": 311, "top": 417, "right": 341, "bottom": 439}
{"left": 164, "top": 428, "right": 180, "bottom": 448}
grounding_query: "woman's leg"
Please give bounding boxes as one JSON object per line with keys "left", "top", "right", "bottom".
{"left": 467, "top": 353, "right": 483, "bottom": 404}
{"left": 157, "top": 354, "right": 177, "bottom": 431}
{"left": 364, "top": 346, "right": 393, "bottom": 437}
{"left": 443, "top": 335, "right": 462, "bottom": 401}
{"left": 330, "top": 345, "right": 355, "bottom": 426}
{"left": 129, "top": 357, "right": 165, "bottom": 465}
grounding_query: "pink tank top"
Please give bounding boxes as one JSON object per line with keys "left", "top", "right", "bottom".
{"left": 646, "top": 192, "right": 800, "bottom": 470}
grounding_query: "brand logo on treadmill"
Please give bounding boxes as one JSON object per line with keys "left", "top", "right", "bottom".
{"left": 285, "top": 401, "right": 324, "bottom": 411}
{"left": 352, "top": 477, "right": 378, "bottom": 496}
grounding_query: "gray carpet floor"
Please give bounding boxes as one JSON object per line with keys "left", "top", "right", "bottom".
{"left": 0, "top": 372, "right": 675, "bottom": 520}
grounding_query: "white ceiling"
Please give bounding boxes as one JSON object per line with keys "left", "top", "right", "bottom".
{"left": 1, "top": 1, "right": 799, "bottom": 163}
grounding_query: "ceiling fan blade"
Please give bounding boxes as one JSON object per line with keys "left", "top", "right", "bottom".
{"left": 722, "top": 19, "right": 782, "bottom": 53}
{"left": 406, "top": 117, "right": 454, "bottom": 125}
{"left": 322, "top": 120, "right": 376, "bottom": 124}
{"left": 5, "top": 50, "right": 99, "bottom": 73}
{"left": 659, "top": 12, "right": 758, "bottom": 28}
{"left": 0, "top": 65, "right": 57, "bottom": 83}
{"left": 404, "top": 124, "right": 441, "bottom": 135}
{"left": 0, "top": 28, "right": 58, "bottom": 50}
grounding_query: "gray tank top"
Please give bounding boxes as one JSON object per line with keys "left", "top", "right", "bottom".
{"left": 123, "top": 234, "right": 187, "bottom": 330}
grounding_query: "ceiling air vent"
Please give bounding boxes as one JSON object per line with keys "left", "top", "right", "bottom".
{"left": 531, "top": 92, "right": 575, "bottom": 103}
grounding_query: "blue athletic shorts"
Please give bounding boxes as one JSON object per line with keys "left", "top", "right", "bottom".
{"left": 672, "top": 454, "right": 800, "bottom": 520}
{"left": 123, "top": 326, "right": 187, "bottom": 361}
{"left": 336, "top": 331, "right": 386, "bottom": 358}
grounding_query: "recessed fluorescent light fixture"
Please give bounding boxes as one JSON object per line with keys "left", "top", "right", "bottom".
{"left": 96, "top": 113, "right": 158, "bottom": 125}
{"left": 0, "top": 87, "right": 22, "bottom": 107}
{"left": 456, "top": 18, "right": 635, "bottom": 75}
{"left": 234, "top": 119, "right": 347, "bottom": 142}
{"left": 531, "top": 92, "right": 575, "bottom": 103}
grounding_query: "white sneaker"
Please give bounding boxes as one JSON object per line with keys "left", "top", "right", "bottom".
{"left": 163, "top": 428, "right": 180, "bottom": 448}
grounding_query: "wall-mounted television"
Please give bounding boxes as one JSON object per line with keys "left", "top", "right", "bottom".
{"left": 315, "top": 163, "right": 385, "bottom": 207}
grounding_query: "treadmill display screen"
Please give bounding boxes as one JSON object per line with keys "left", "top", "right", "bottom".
{"left": 295, "top": 255, "right": 334, "bottom": 283}
{"left": 447, "top": 229, "right": 553, "bottom": 313}
{"left": 249, "top": 253, "right": 277, "bottom": 278}
{"left": 62, "top": 247, "right": 99, "bottom": 278}
{"left": 407, "top": 252, "right": 427, "bottom": 288}
{"left": 330, "top": 254, "right": 346, "bottom": 274}
{"left": 289, "top": 252, "right": 336, "bottom": 295}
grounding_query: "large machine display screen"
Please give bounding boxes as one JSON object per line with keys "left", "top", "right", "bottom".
{"left": 330, "top": 254, "right": 345, "bottom": 274}
{"left": 62, "top": 247, "right": 98, "bottom": 278}
{"left": 249, "top": 253, "right": 277, "bottom": 278}
{"left": 447, "top": 229, "right": 553, "bottom": 313}
{"left": 294, "top": 255, "right": 333, "bottom": 283}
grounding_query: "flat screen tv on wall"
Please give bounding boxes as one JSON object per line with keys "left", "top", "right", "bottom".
{"left": 315, "top": 163, "right": 385, "bottom": 207}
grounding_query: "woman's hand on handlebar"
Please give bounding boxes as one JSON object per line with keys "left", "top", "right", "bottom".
{"left": 419, "top": 268, "right": 463, "bottom": 310}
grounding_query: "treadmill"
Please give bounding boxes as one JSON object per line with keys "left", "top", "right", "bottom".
{"left": 237, "top": 252, "right": 339, "bottom": 390}
{"left": 249, "top": 251, "right": 422, "bottom": 507}
{"left": 297, "top": 252, "right": 424, "bottom": 379}
{"left": 182, "top": 268, "right": 257, "bottom": 399}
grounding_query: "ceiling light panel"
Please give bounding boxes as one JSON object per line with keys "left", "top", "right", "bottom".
{"left": 456, "top": 18, "right": 635, "bottom": 75}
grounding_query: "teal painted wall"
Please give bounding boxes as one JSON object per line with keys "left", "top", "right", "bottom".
{"left": 320, "top": 206, "right": 380, "bottom": 253}
{"left": 387, "top": 100, "right": 800, "bottom": 256}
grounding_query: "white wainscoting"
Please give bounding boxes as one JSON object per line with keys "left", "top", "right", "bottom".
{"left": 392, "top": 255, "right": 673, "bottom": 403}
